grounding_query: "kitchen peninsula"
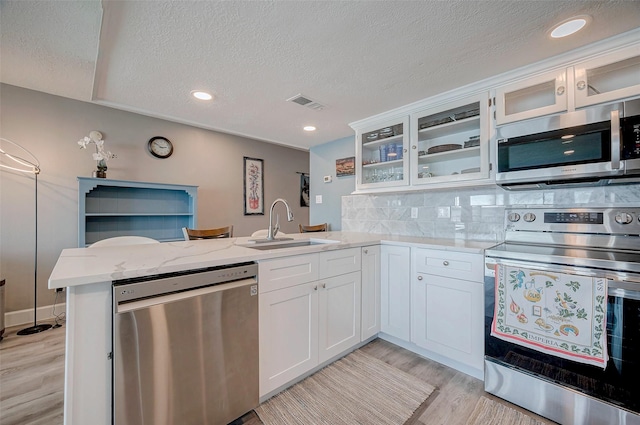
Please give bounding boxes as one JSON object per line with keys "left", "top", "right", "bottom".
{"left": 49, "top": 232, "right": 493, "bottom": 425}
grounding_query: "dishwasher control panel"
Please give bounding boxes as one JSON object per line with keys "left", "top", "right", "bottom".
{"left": 113, "top": 262, "right": 258, "bottom": 304}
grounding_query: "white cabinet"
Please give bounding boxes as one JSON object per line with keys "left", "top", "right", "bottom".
{"left": 380, "top": 245, "right": 411, "bottom": 341}
{"left": 356, "top": 116, "right": 410, "bottom": 190}
{"left": 259, "top": 281, "right": 319, "bottom": 394}
{"left": 410, "top": 93, "right": 490, "bottom": 185}
{"left": 574, "top": 44, "right": 640, "bottom": 108}
{"left": 361, "top": 245, "right": 381, "bottom": 340}
{"left": 259, "top": 249, "right": 362, "bottom": 396}
{"left": 495, "top": 68, "right": 568, "bottom": 125}
{"left": 318, "top": 271, "right": 362, "bottom": 363}
{"left": 496, "top": 43, "right": 640, "bottom": 125}
{"left": 410, "top": 248, "right": 484, "bottom": 372}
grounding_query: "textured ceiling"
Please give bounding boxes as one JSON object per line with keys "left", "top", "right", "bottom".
{"left": 2, "top": 1, "right": 640, "bottom": 150}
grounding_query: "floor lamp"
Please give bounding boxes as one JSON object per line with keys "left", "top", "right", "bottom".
{"left": 0, "top": 138, "right": 52, "bottom": 335}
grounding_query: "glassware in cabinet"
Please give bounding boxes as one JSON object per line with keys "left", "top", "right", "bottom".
{"left": 356, "top": 117, "right": 409, "bottom": 189}
{"left": 410, "top": 94, "right": 489, "bottom": 185}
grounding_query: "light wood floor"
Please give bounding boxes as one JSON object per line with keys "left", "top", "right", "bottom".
{"left": 0, "top": 323, "right": 555, "bottom": 425}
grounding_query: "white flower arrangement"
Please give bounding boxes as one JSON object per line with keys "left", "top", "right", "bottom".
{"left": 77, "top": 131, "right": 115, "bottom": 171}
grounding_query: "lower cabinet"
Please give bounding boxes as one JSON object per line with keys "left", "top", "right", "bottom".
{"left": 259, "top": 249, "right": 362, "bottom": 397}
{"left": 259, "top": 281, "right": 319, "bottom": 395}
{"left": 361, "top": 245, "right": 381, "bottom": 340}
{"left": 380, "top": 245, "right": 411, "bottom": 341}
{"left": 410, "top": 248, "right": 484, "bottom": 372}
{"left": 318, "top": 271, "right": 362, "bottom": 363}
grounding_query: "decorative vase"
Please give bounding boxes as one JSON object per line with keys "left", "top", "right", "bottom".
{"left": 94, "top": 159, "right": 107, "bottom": 178}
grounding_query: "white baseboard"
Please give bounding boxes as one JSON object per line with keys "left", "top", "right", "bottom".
{"left": 3, "top": 302, "right": 66, "bottom": 329}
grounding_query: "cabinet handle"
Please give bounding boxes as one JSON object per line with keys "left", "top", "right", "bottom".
{"left": 322, "top": 283, "right": 326, "bottom": 289}
{"left": 576, "top": 80, "right": 586, "bottom": 90}
{"left": 313, "top": 285, "right": 318, "bottom": 291}
{"left": 403, "top": 148, "right": 407, "bottom": 153}
{"left": 417, "top": 275, "right": 423, "bottom": 281}
{"left": 556, "top": 86, "right": 565, "bottom": 96}
{"left": 443, "top": 260, "right": 449, "bottom": 266}
{"left": 363, "top": 249, "right": 368, "bottom": 254}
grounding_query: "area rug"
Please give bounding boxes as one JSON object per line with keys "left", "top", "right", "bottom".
{"left": 465, "top": 397, "right": 550, "bottom": 425}
{"left": 255, "top": 349, "right": 436, "bottom": 425}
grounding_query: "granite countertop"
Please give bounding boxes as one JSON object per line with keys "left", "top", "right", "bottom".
{"left": 48, "top": 231, "right": 497, "bottom": 289}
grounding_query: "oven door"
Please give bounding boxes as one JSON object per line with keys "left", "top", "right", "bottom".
{"left": 484, "top": 257, "right": 640, "bottom": 417}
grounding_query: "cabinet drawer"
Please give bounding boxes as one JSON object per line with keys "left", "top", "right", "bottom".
{"left": 259, "top": 254, "right": 319, "bottom": 293}
{"left": 412, "top": 248, "right": 482, "bottom": 282}
{"left": 319, "top": 248, "right": 362, "bottom": 279}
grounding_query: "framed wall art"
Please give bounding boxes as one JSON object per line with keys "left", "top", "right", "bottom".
{"left": 300, "top": 173, "right": 309, "bottom": 207}
{"left": 336, "top": 156, "right": 355, "bottom": 176}
{"left": 243, "top": 157, "right": 264, "bottom": 215}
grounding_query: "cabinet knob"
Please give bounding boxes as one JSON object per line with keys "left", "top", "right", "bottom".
{"left": 556, "top": 86, "right": 565, "bottom": 96}
{"left": 577, "top": 80, "right": 586, "bottom": 90}
{"left": 412, "top": 145, "right": 417, "bottom": 149}
{"left": 417, "top": 275, "right": 423, "bottom": 281}
{"left": 322, "top": 283, "right": 326, "bottom": 289}
{"left": 403, "top": 148, "right": 407, "bottom": 153}
{"left": 363, "top": 249, "right": 368, "bottom": 254}
{"left": 443, "top": 260, "right": 449, "bottom": 266}
{"left": 313, "top": 285, "right": 318, "bottom": 291}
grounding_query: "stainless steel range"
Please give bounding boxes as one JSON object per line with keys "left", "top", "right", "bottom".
{"left": 484, "top": 207, "right": 640, "bottom": 425}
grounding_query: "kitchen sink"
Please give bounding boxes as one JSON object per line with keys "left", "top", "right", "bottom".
{"left": 242, "top": 239, "right": 340, "bottom": 250}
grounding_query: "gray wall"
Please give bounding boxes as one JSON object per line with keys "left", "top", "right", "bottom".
{"left": 0, "top": 84, "right": 309, "bottom": 313}
{"left": 309, "top": 136, "right": 355, "bottom": 230}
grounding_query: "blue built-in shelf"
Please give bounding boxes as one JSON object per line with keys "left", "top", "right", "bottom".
{"left": 78, "top": 177, "right": 198, "bottom": 247}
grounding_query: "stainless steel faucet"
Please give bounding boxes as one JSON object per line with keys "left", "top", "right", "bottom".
{"left": 267, "top": 198, "right": 294, "bottom": 240}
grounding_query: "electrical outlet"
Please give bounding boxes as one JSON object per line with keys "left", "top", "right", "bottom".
{"left": 437, "top": 206, "right": 451, "bottom": 218}
{"left": 315, "top": 195, "right": 323, "bottom": 204}
{"left": 411, "top": 207, "right": 418, "bottom": 219}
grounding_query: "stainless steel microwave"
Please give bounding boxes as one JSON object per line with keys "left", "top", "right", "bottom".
{"left": 495, "top": 99, "right": 640, "bottom": 189}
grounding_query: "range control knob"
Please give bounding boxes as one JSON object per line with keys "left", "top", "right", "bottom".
{"left": 615, "top": 212, "right": 633, "bottom": 225}
{"left": 507, "top": 213, "right": 521, "bottom": 222}
{"left": 523, "top": 213, "right": 536, "bottom": 222}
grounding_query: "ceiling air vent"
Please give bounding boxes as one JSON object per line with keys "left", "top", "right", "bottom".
{"left": 286, "top": 94, "right": 326, "bottom": 111}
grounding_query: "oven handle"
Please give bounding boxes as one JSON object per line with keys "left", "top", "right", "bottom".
{"left": 485, "top": 258, "right": 640, "bottom": 300}
{"left": 608, "top": 280, "right": 640, "bottom": 301}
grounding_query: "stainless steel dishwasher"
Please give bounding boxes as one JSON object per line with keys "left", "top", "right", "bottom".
{"left": 113, "top": 262, "right": 259, "bottom": 425}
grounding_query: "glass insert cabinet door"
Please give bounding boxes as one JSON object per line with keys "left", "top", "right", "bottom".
{"left": 410, "top": 93, "right": 490, "bottom": 186}
{"left": 356, "top": 116, "right": 409, "bottom": 189}
{"left": 574, "top": 44, "right": 640, "bottom": 109}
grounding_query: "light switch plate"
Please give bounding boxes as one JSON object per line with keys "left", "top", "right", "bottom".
{"left": 315, "top": 195, "right": 323, "bottom": 204}
{"left": 411, "top": 207, "right": 418, "bottom": 219}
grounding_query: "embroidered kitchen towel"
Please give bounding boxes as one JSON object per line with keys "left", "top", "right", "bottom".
{"left": 491, "top": 265, "right": 608, "bottom": 368}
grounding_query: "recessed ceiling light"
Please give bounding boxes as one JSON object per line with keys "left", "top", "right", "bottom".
{"left": 550, "top": 16, "right": 589, "bottom": 38}
{"left": 303, "top": 126, "right": 316, "bottom": 132}
{"left": 191, "top": 91, "right": 213, "bottom": 100}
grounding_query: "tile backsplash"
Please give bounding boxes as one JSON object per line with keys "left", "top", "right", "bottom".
{"left": 341, "top": 184, "right": 640, "bottom": 242}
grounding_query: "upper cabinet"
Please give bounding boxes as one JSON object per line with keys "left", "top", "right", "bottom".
{"left": 496, "top": 44, "right": 640, "bottom": 126}
{"left": 353, "top": 94, "right": 490, "bottom": 192}
{"left": 573, "top": 44, "right": 640, "bottom": 109}
{"left": 410, "top": 93, "right": 490, "bottom": 185}
{"left": 356, "top": 116, "right": 410, "bottom": 190}
{"left": 495, "top": 69, "right": 567, "bottom": 125}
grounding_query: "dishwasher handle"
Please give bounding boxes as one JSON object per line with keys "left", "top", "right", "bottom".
{"left": 116, "top": 277, "right": 258, "bottom": 314}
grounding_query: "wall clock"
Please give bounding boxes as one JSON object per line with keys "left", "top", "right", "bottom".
{"left": 147, "top": 136, "right": 173, "bottom": 159}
